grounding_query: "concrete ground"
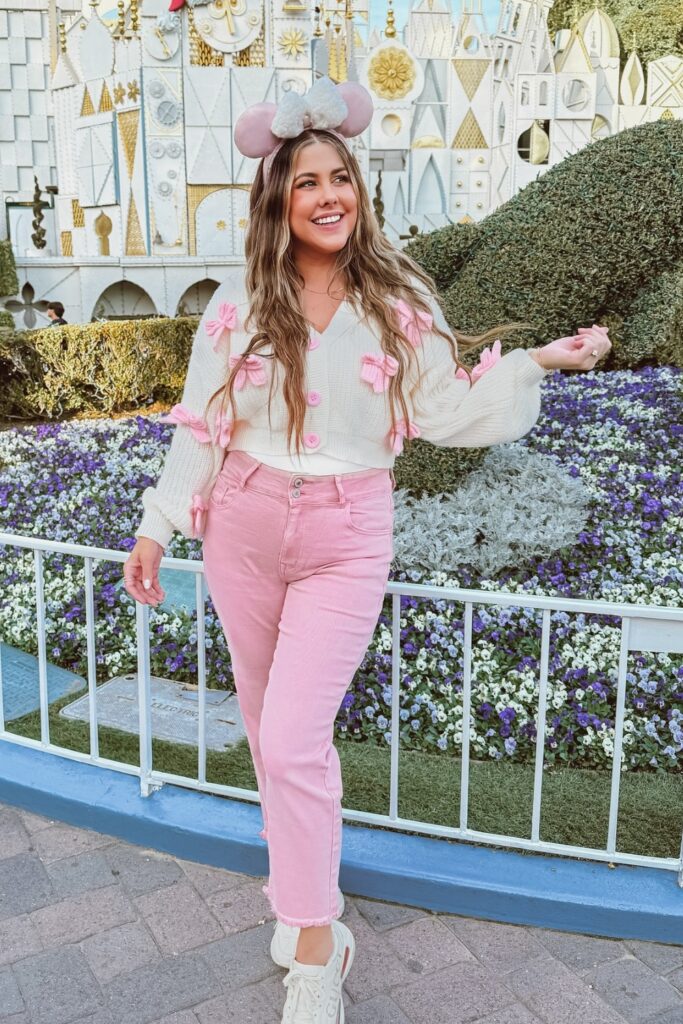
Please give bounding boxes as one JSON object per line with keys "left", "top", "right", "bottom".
{"left": 1, "top": 800, "right": 682, "bottom": 1024}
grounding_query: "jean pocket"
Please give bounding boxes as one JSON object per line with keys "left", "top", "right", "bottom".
{"left": 344, "top": 490, "right": 393, "bottom": 536}
{"left": 210, "top": 470, "right": 242, "bottom": 511}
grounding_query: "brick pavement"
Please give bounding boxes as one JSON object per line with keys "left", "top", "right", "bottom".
{"left": 1, "top": 801, "right": 682, "bottom": 1024}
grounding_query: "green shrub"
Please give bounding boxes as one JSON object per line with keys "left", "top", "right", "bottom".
{"left": 618, "top": 261, "right": 683, "bottom": 370}
{"left": 0, "top": 309, "right": 14, "bottom": 330}
{"left": 405, "top": 120, "right": 683, "bottom": 371}
{"left": 0, "top": 316, "right": 200, "bottom": 420}
{"left": 0, "top": 241, "right": 19, "bottom": 299}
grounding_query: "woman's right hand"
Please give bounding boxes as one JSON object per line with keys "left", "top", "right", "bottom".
{"left": 123, "top": 537, "right": 166, "bottom": 607}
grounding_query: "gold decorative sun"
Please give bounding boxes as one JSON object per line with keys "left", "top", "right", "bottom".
{"left": 278, "top": 28, "right": 306, "bottom": 59}
{"left": 367, "top": 47, "right": 415, "bottom": 100}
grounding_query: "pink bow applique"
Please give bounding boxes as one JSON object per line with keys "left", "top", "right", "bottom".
{"left": 389, "top": 419, "right": 421, "bottom": 454}
{"left": 395, "top": 298, "right": 433, "bottom": 348}
{"left": 205, "top": 302, "right": 238, "bottom": 352}
{"left": 455, "top": 338, "right": 502, "bottom": 382}
{"left": 229, "top": 353, "right": 267, "bottom": 390}
{"left": 190, "top": 493, "right": 208, "bottom": 538}
{"left": 360, "top": 352, "right": 399, "bottom": 393}
{"left": 213, "top": 413, "right": 234, "bottom": 448}
{"left": 160, "top": 404, "right": 212, "bottom": 443}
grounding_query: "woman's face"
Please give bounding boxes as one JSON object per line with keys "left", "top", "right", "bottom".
{"left": 288, "top": 141, "right": 358, "bottom": 258}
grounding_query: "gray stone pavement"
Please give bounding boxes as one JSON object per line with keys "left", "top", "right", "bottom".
{"left": 1, "top": 800, "right": 682, "bottom": 1024}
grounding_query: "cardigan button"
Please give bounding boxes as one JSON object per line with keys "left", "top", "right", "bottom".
{"left": 304, "top": 433, "right": 320, "bottom": 449}
{"left": 307, "top": 390, "right": 321, "bottom": 406}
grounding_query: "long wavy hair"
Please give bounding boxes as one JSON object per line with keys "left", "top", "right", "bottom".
{"left": 206, "top": 127, "right": 527, "bottom": 457}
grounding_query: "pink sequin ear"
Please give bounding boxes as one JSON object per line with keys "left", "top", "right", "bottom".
{"left": 335, "top": 83, "right": 374, "bottom": 136}
{"left": 233, "top": 103, "right": 280, "bottom": 158}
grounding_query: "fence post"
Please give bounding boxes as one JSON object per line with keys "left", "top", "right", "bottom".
{"left": 136, "top": 601, "right": 162, "bottom": 797}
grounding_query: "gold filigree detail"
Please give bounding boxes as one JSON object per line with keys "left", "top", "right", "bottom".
{"left": 277, "top": 28, "right": 306, "bottom": 59}
{"left": 451, "top": 108, "right": 487, "bottom": 149}
{"left": 71, "top": 198, "right": 85, "bottom": 228}
{"left": 98, "top": 82, "right": 113, "bottom": 112}
{"left": 127, "top": 80, "right": 140, "bottom": 102}
{"left": 216, "top": 219, "right": 227, "bottom": 230}
{"left": 113, "top": 83, "right": 126, "bottom": 105}
{"left": 125, "top": 194, "right": 146, "bottom": 255}
{"left": 232, "top": 18, "right": 265, "bottom": 66}
{"left": 367, "top": 47, "right": 415, "bottom": 100}
{"left": 95, "top": 209, "right": 113, "bottom": 255}
{"left": 80, "top": 86, "right": 95, "bottom": 117}
{"left": 60, "top": 230, "right": 73, "bottom": 256}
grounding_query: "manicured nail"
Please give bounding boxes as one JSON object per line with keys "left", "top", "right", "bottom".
{"left": 143, "top": 579, "right": 151, "bottom": 589}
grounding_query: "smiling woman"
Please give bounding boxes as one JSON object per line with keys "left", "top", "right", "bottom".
{"left": 288, "top": 146, "right": 359, "bottom": 333}
{"left": 123, "top": 73, "right": 610, "bottom": 1024}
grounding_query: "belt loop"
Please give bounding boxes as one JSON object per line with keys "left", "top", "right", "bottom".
{"left": 239, "top": 460, "right": 261, "bottom": 490}
{"left": 334, "top": 474, "right": 346, "bottom": 506}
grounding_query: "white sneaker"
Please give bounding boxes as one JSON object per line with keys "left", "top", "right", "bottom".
{"left": 281, "top": 918, "right": 354, "bottom": 1023}
{"left": 270, "top": 889, "right": 347, "bottom": 972}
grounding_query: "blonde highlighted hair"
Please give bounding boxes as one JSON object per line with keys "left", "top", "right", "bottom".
{"left": 206, "top": 128, "right": 526, "bottom": 457}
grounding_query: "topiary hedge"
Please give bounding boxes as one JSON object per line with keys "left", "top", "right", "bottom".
{"left": 618, "top": 260, "right": 683, "bottom": 370}
{"left": 0, "top": 240, "right": 19, "bottom": 299}
{"left": 405, "top": 119, "right": 683, "bottom": 373}
{"left": 0, "top": 316, "right": 199, "bottom": 421}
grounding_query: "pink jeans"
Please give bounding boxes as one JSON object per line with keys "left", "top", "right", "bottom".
{"left": 202, "top": 449, "right": 395, "bottom": 927}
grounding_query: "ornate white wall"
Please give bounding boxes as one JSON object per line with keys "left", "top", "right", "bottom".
{"left": 0, "top": 0, "right": 680, "bottom": 326}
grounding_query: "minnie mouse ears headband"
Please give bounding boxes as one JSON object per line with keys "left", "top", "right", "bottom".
{"left": 233, "top": 75, "right": 374, "bottom": 181}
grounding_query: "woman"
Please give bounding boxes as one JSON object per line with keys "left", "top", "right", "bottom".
{"left": 123, "top": 75, "right": 610, "bottom": 1024}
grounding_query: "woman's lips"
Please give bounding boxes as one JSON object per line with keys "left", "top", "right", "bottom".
{"left": 311, "top": 213, "right": 345, "bottom": 231}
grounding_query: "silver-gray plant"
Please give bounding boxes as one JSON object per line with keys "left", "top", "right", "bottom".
{"left": 392, "top": 444, "right": 591, "bottom": 579}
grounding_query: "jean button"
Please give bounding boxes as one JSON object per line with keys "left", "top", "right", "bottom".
{"left": 293, "top": 477, "right": 303, "bottom": 487}
{"left": 292, "top": 488, "right": 301, "bottom": 498}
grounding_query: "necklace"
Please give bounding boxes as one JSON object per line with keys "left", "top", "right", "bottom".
{"left": 302, "top": 284, "right": 345, "bottom": 296}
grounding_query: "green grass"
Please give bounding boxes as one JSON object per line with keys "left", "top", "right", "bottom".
{"left": 5, "top": 687, "right": 681, "bottom": 863}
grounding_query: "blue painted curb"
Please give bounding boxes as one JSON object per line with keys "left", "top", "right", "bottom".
{"left": 1, "top": 739, "right": 681, "bottom": 945}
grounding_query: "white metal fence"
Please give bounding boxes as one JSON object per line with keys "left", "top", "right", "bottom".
{"left": 1, "top": 532, "right": 682, "bottom": 888}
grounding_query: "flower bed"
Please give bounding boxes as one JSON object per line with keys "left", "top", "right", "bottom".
{"left": 0, "top": 367, "right": 681, "bottom": 772}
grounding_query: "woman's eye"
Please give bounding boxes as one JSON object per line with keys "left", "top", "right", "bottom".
{"left": 298, "top": 175, "right": 349, "bottom": 187}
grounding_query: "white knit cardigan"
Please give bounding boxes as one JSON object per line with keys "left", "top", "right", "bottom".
{"left": 135, "top": 269, "right": 550, "bottom": 549}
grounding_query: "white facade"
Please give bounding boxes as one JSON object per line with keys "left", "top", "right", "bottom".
{"left": 0, "top": 0, "right": 681, "bottom": 326}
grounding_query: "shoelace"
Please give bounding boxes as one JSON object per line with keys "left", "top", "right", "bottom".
{"left": 282, "top": 965, "right": 324, "bottom": 1021}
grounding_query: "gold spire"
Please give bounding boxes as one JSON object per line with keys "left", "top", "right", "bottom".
{"left": 116, "top": 0, "right": 125, "bottom": 39}
{"left": 345, "top": 0, "right": 353, "bottom": 21}
{"left": 130, "top": 0, "right": 140, "bottom": 36}
{"left": 313, "top": 4, "right": 324, "bottom": 37}
{"left": 58, "top": 21, "right": 67, "bottom": 54}
{"left": 385, "top": 0, "right": 396, "bottom": 38}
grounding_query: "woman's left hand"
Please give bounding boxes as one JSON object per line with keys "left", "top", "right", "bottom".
{"left": 532, "top": 325, "right": 612, "bottom": 372}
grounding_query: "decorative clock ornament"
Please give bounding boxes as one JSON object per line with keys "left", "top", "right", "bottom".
{"left": 193, "top": 0, "right": 262, "bottom": 53}
{"left": 145, "top": 14, "right": 180, "bottom": 60}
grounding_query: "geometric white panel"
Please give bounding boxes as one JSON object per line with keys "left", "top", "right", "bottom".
{"left": 77, "top": 122, "right": 116, "bottom": 206}
{"left": 184, "top": 68, "right": 232, "bottom": 184}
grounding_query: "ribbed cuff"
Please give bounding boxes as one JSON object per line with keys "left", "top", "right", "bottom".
{"left": 134, "top": 509, "right": 174, "bottom": 551}
{"left": 519, "top": 349, "right": 552, "bottom": 384}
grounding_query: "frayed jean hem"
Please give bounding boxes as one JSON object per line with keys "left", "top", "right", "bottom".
{"left": 262, "top": 884, "right": 340, "bottom": 928}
